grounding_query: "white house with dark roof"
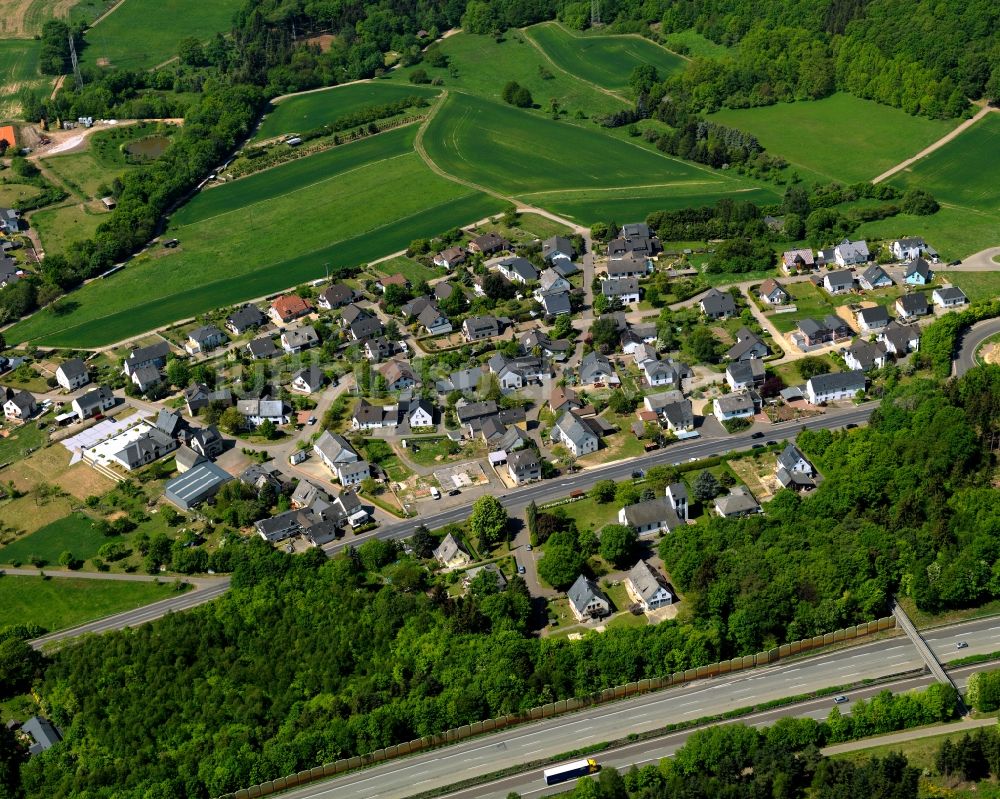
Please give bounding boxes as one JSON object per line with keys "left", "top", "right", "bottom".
{"left": 3, "top": 389, "right": 36, "bottom": 420}
{"left": 618, "top": 497, "right": 683, "bottom": 535}
{"left": 932, "top": 286, "right": 968, "bottom": 309}
{"left": 122, "top": 341, "right": 170, "bottom": 377}
{"left": 541, "top": 291, "right": 572, "bottom": 317}
{"left": 823, "top": 269, "right": 855, "bottom": 295}
{"left": 551, "top": 411, "right": 598, "bottom": 456}
{"left": 313, "top": 431, "right": 369, "bottom": 486}
{"left": 507, "top": 448, "right": 541, "bottom": 485}
{"left": 726, "top": 328, "right": 769, "bottom": 361}
{"left": 72, "top": 385, "right": 115, "bottom": 419}
{"left": 237, "top": 398, "right": 289, "bottom": 427}
{"left": 726, "top": 358, "right": 765, "bottom": 391}
{"left": 714, "top": 486, "right": 761, "bottom": 518}
{"left": 542, "top": 235, "right": 575, "bottom": 264}
{"left": 844, "top": 339, "right": 887, "bottom": 372}
{"left": 833, "top": 239, "right": 869, "bottom": 266}
{"left": 56, "top": 358, "right": 89, "bottom": 391}
{"left": 713, "top": 393, "right": 755, "bottom": 420}
{"left": 600, "top": 277, "right": 640, "bottom": 304}
{"left": 805, "top": 370, "right": 866, "bottom": 404}
{"left": 496, "top": 256, "right": 538, "bottom": 285}
{"left": 856, "top": 305, "right": 890, "bottom": 333}
{"left": 700, "top": 288, "right": 736, "bottom": 319}
{"left": 878, "top": 323, "right": 920, "bottom": 356}
{"left": 892, "top": 237, "right": 929, "bottom": 261}
{"left": 226, "top": 305, "right": 266, "bottom": 335}
{"left": 896, "top": 293, "right": 929, "bottom": 320}
{"left": 626, "top": 560, "right": 673, "bottom": 611}
{"left": 462, "top": 315, "right": 500, "bottom": 341}
{"left": 434, "top": 246, "right": 467, "bottom": 269}
{"left": 291, "top": 365, "right": 325, "bottom": 394}
{"left": 567, "top": 575, "right": 610, "bottom": 621}
{"left": 130, "top": 366, "right": 162, "bottom": 394}
{"left": 281, "top": 325, "right": 319, "bottom": 354}
{"left": 185, "top": 325, "right": 226, "bottom": 355}
{"left": 579, "top": 351, "right": 618, "bottom": 385}
{"left": 434, "top": 533, "right": 471, "bottom": 569}
{"left": 418, "top": 303, "right": 452, "bottom": 335}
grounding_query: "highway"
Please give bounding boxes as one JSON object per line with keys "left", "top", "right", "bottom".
{"left": 274, "top": 614, "right": 1000, "bottom": 799}
{"left": 955, "top": 317, "right": 1000, "bottom": 376}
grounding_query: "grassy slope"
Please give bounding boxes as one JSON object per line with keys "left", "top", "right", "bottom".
{"left": 254, "top": 83, "right": 440, "bottom": 141}
{"left": 0, "top": 40, "right": 44, "bottom": 118}
{"left": 81, "top": 0, "right": 243, "bottom": 70}
{"left": 0, "top": 513, "right": 106, "bottom": 566}
{"left": 9, "top": 127, "right": 504, "bottom": 346}
{"left": 0, "top": 574, "right": 178, "bottom": 632}
{"left": 524, "top": 22, "right": 686, "bottom": 93}
{"left": 710, "top": 93, "right": 955, "bottom": 184}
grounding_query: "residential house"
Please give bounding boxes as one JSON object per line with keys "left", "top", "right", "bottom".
{"left": 188, "top": 425, "right": 224, "bottom": 458}
{"left": 824, "top": 315, "right": 853, "bottom": 341}
{"left": 349, "top": 316, "right": 384, "bottom": 342}
{"left": 642, "top": 358, "right": 688, "bottom": 389}
{"left": 469, "top": 233, "right": 509, "bottom": 256}
{"left": 550, "top": 385, "right": 583, "bottom": 415}
{"left": 240, "top": 464, "right": 284, "bottom": 494}
{"left": 618, "top": 497, "right": 683, "bottom": 535}
{"left": 130, "top": 366, "right": 162, "bottom": 394}
{"left": 844, "top": 339, "right": 888, "bottom": 372}
{"left": 122, "top": 341, "right": 170, "bottom": 377}
{"left": 237, "top": 398, "right": 289, "bottom": 427}
{"left": 380, "top": 360, "right": 418, "bottom": 391}
{"left": 351, "top": 398, "right": 397, "bottom": 430}
{"left": 896, "top": 293, "right": 929, "bottom": 320}
{"left": 521, "top": 329, "right": 571, "bottom": 360}
{"left": 551, "top": 411, "right": 599, "bottom": 456}
{"left": 0, "top": 208, "right": 20, "bottom": 235}
{"left": 856, "top": 305, "right": 890, "bottom": 332}
{"left": 823, "top": 269, "right": 855, "bottom": 295}
{"left": 713, "top": 392, "right": 755, "bottom": 420}
{"left": 666, "top": 483, "right": 689, "bottom": 521}
{"left": 463, "top": 564, "right": 507, "bottom": 591}
{"left": 579, "top": 351, "right": 618, "bottom": 385}
{"left": 662, "top": 398, "right": 695, "bottom": 433}
{"left": 291, "top": 480, "right": 327, "bottom": 509}
{"left": 174, "top": 445, "right": 205, "bottom": 474}
{"left": 403, "top": 398, "right": 434, "bottom": 428}
{"left": 183, "top": 383, "right": 232, "bottom": 415}
{"left": 551, "top": 260, "right": 578, "bottom": 278}
{"left": 605, "top": 253, "right": 650, "bottom": 277}
{"left": 19, "top": 716, "right": 62, "bottom": 756}
{"left": 892, "top": 237, "right": 929, "bottom": 261}
{"left": 726, "top": 359, "right": 766, "bottom": 391}
{"left": 339, "top": 303, "right": 368, "bottom": 328}
{"left": 700, "top": 288, "right": 737, "bottom": 319}
{"left": 878, "top": 322, "right": 920, "bottom": 356}
{"left": 434, "top": 533, "right": 471, "bottom": 568}
{"left": 796, "top": 318, "right": 833, "bottom": 347}
{"left": 816, "top": 246, "right": 837, "bottom": 267}
{"left": 644, "top": 389, "right": 684, "bottom": 415}
{"left": 626, "top": 560, "right": 673, "bottom": 611}
{"left": 600, "top": 277, "right": 640, "bottom": 304}
{"left": 72, "top": 385, "right": 115, "bottom": 419}
{"left": 433, "top": 246, "right": 467, "bottom": 269}
{"left": 904, "top": 257, "right": 933, "bottom": 285}
{"left": 833, "top": 238, "right": 870, "bottom": 266}
{"left": 781, "top": 249, "right": 815, "bottom": 273}
{"left": 488, "top": 353, "right": 548, "bottom": 390}
{"left": 434, "top": 281, "right": 457, "bottom": 302}
{"left": 462, "top": 315, "right": 500, "bottom": 342}
{"left": 111, "top": 428, "right": 177, "bottom": 471}
{"left": 269, "top": 295, "right": 312, "bottom": 324}
{"left": 418, "top": 302, "right": 452, "bottom": 335}
{"left": 313, "top": 431, "right": 369, "bottom": 486}
{"left": 3, "top": 390, "right": 36, "bottom": 420}
{"left": 933, "top": 286, "right": 968, "bottom": 309}
{"left": 316, "top": 284, "right": 353, "bottom": 310}
{"left": 620, "top": 222, "right": 652, "bottom": 239}
{"left": 442, "top": 365, "right": 485, "bottom": 395}
{"left": 714, "top": 486, "right": 761, "bottom": 518}
{"left": 567, "top": 575, "right": 611, "bottom": 621}
{"left": 507, "top": 449, "right": 541, "bottom": 485}
{"left": 542, "top": 235, "right": 575, "bottom": 264}
{"left": 291, "top": 365, "right": 325, "bottom": 394}
{"left": 247, "top": 337, "right": 279, "bottom": 359}
{"left": 775, "top": 443, "right": 816, "bottom": 491}
{"left": 805, "top": 370, "right": 866, "bottom": 404}
{"left": 540, "top": 291, "right": 572, "bottom": 317}
{"left": 758, "top": 278, "right": 789, "bottom": 304}
{"left": 376, "top": 273, "right": 409, "bottom": 293}
{"left": 281, "top": 325, "right": 319, "bottom": 354}
{"left": 496, "top": 256, "right": 538, "bottom": 284}
{"left": 535, "top": 268, "right": 571, "bottom": 299}
{"left": 55, "top": 358, "right": 89, "bottom": 391}
{"left": 457, "top": 400, "right": 499, "bottom": 435}
{"left": 185, "top": 325, "right": 226, "bottom": 355}
{"left": 226, "top": 304, "right": 266, "bottom": 334}
{"left": 364, "top": 337, "right": 395, "bottom": 361}
{"left": 725, "top": 328, "right": 769, "bottom": 361}
{"left": 859, "top": 265, "right": 893, "bottom": 290}
{"left": 0, "top": 258, "right": 20, "bottom": 288}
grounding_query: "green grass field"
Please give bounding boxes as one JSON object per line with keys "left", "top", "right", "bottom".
{"left": 9, "top": 127, "right": 504, "bottom": 346}
{"left": 81, "top": 0, "right": 243, "bottom": 70}
{"left": 940, "top": 271, "right": 1000, "bottom": 303}
{"left": 0, "top": 182, "right": 43, "bottom": 208}
{"left": 0, "top": 513, "right": 106, "bottom": 566}
{"left": 710, "top": 93, "right": 956, "bottom": 184}
{"left": 30, "top": 202, "right": 109, "bottom": 255}
{"left": 856, "top": 206, "right": 997, "bottom": 261}
{"left": 525, "top": 22, "right": 686, "bottom": 94}
{"left": 662, "top": 29, "right": 731, "bottom": 59}
{"left": 0, "top": 40, "right": 45, "bottom": 118}
{"left": 0, "top": 574, "right": 180, "bottom": 632}
{"left": 375, "top": 255, "right": 442, "bottom": 284}
{"left": 254, "top": 83, "right": 440, "bottom": 141}
{"left": 44, "top": 124, "right": 166, "bottom": 199}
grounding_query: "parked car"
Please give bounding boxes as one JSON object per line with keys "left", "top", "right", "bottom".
{"left": 517, "top": 564, "right": 526, "bottom": 574}
{"left": 447, "top": 488, "right": 461, "bottom": 496}
{"left": 526, "top": 544, "right": 532, "bottom": 551}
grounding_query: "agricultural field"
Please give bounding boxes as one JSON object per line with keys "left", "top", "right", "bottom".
{"left": 81, "top": 0, "right": 244, "bottom": 70}
{"left": 30, "top": 200, "right": 108, "bottom": 255}
{"left": 0, "top": 39, "right": 46, "bottom": 118}
{"left": 254, "top": 83, "right": 440, "bottom": 141}
{"left": 8, "top": 126, "right": 505, "bottom": 346}
{"left": 524, "top": 22, "right": 686, "bottom": 94}
{"left": 0, "top": 0, "right": 113, "bottom": 38}
{"left": 710, "top": 93, "right": 956, "bottom": 184}
{"left": 0, "top": 574, "right": 180, "bottom": 632}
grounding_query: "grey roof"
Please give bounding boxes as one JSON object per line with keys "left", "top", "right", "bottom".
{"left": 314, "top": 430, "right": 359, "bottom": 464}
{"left": 353, "top": 399, "right": 388, "bottom": 426}
{"left": 714, "top": 486, "right": 760, "bottom": 516}
{"left": 846, "top": 339, "right": 887, "bottom": 370}
{"left": 21, "top": 716, "right": 62, "bottom": 755}
{"left": 418, "top": 302, "right": 448, "bottom": 329}
{"left": 434, "top": 532, "right": 467, "bottom": 564}
{"left": 621, "top": 497, "right": 682, "bottom": 530}
{"left": 726, "top": 332, "right": 768, "bottom": 361}
{"left": 541, "top": 291, "right": 571, "bottom": 316}
{"left": 715, "top": 393, "right": 755, "bottom": 415}
{"left": 499, "top": 256, "right": 538, "bottom": 282}
{"left": 283, "top": 326, "right": 318, "bottom": 349}
{"left": 188, "top": 325, "right": 224, "bottom": 345}
{"left": 777, "top": 443, "right": 810, "bottom": 473}
{"left": 935, "top": 286, "right": 968, "bottom": 303}
{"left": 508, "top": 448, "right": 540, "bottom": 472}
{"left": 880, "top": 323, "right": 917, "bottom": 354}
{"left": 601, "top": 277, "right": 639, "bottom": 297}
{"left": 350, "top": 317, "right": 384, "bottom": 340}
{"left": 627, "top": 560, "right": 671, "bottom": 604}
{"left": 897, "top": 293, "right": 929, "bottom": 314}
{"left": 237, "top": 398, "right": 286, "bottom": 418}
{"left": 75, "top": 385, "right": 114, "bottom": 412}
{"left": 580, "top": 351, "right": 615, "bottom": 382}
{"left": 896, "top": 236, "right": 927, "bottom": 248}
{"left": 174, "top": 445, "right": 206, "bottom": 471}
{"left": 825, "top": 269, "right": 855, "bottom": 287}
{"left": 798, "top": 318, "right": 828, "bottom": 337}
{"left": 340, "top": 303, "right": 368, "bottom": 324}
{"left": 554, "top": 411, "right": 597, "bottom": 447}
{"left": 700, "top": 288, "right": 736, "bottom": 316}
{"left": 457, "top": 400, "right": 498, "bottom": 423}
{"left": 480, "top": 415, "right": 506, "bottom": 440}
{"left": 567, "top": 574, "right": 609, "bottom": 615}
{"left": 808, "top": 370, "right": 866, "bottom": 393}
{"left": 500, "top": 425, "right": 530, "bottom": 451}
{"left": 448, "top": 365, "right": 486, "bottom": 392}
{"left": 401, "top": 296, "right": 433, "bottom": 318}
{"left": 125, "top": 341, "right": 170, "bottom": 367}
{"left": 291, "top": 479, "right": 327, "bottom": 507}
{"left": 131, "top": 365, "right": 162, "bottom": 387}
{"left": 434, "top": 281, "right": 456, "bottom": 300}
{"left": 861, "top": 265, "right": 891, "bottom": 286}
{"left": 293, "top": 365, "right": 324, "bottom": 391}
{"left": 904, "top": 257, "right": 932, "bottom": 279}
{"left": 823, "top": 315, "right": 852, "bottom": 334}
{"left": 155, "top": 409, "right": 185, "bottom": 437}
{"left": 621, "top": 222, "right": 651, "bottom": 239}
{"left": 247, "top": 337, "right": 279, "bottom": 358}
{"left": 662, "top": 399, "right": 694, "bottom": 429}
{"left": 227, "top": 304, "right": 266, "bottom": 330}
{"left": 543, "top": 235, "right": 575, "bottom": 259}
{"left": 4, "top": 390, "right": 34, "bottom": 415}
{"left": 57, "top": 357, "right": 87, "bottom": 380}
{"left": 318, "top": 283, "right": 353, "bottom": 306}
{"left": 835, "top": 239, "right": 869, "bottom": 260}
{"left": 463, "top": 315, "right": 500, "bottom": 336}
{"left": 857, "top": 305, "right": 889, "bottom": 326}
{"left": 551, "top": 260, "right": 578, "bottom": 278}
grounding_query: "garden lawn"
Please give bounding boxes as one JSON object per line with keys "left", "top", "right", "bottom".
{"left": 30, "top": 202, "right": 108, "bottom": 256}
{"left": 0, "top": 182, "right": 43, "bottom": 208}
{"left": 710, "top": 93, "right": 956, "bottom": 184}
{"left": 0, "top": 574, "right": 180, "bottom": 632}
{"left": 0, "top": 513, "right": 105, "bottom": 566}
{"left": 552, "top": 496, "right": 622, "bottom": 533}
{"left": 525, "top": 22, "right": 686, "bottom": 94}
{"left": 9, "top": 128, "right": 505, "bottom": 346}
{"left": 81, "top": 0, "right": 244, "bottom": 70}
{"left": 255, "top": 83, "right": 440, "bottom": 141}
{"left": 376, "top": 255, "right": 443, "bottom": 285}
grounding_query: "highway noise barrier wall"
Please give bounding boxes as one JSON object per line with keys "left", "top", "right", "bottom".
{"left": 215, "top": 615, "right": 896, "bottom": 799}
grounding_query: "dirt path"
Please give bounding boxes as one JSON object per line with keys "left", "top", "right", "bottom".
{"left": 88, "top": 0, "right": 129, "bottom": 28}
{"left": 48, "top": 74, "right": 65, "bottom": 100}
{"left": 872, "top": 106, "right": 997, "bottom": 183}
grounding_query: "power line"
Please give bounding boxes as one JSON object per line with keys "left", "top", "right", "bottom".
{"left": 69, "top": 32, "right": 84, "bottom": 91}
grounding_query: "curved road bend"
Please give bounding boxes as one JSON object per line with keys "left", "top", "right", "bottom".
{"left": 276, "top": 615, "right": 1000, "bottom": 799}
{"left": 955, "top": 317, "right": 1000, "bottom": 376}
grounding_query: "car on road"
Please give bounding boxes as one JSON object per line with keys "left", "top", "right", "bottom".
{"left": 948, "top": 259, "right": 962, "bottom": 266}
{"left": 631, "top": 469, "right": 644, "bottom": 479}
{"left": 751, "top": 432, "right": 764, "bottom": 439}
{"left": 447, "top": 488, "right": 460, "bottom": 496}
{"left": 957, "top": 641, "right": 969, "bottom": 649}
{"left": 833, "top": 695, "right": 849, "bottom": 704}
{"left": 517, "top": 564, "right": 526, "bottom": 574}
{"left": 526, "top": 544, "right": 532, "bottom": 551}
{"left": 752, "top": 444, "right": 764, "bottom": 449}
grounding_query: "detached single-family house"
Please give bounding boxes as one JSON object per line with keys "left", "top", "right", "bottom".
{"left": 856, "top": 305, "right": 890, "bottom": 332}
{"left": 896, "top": 293, "right": 929, "bottom": 320}
{"left": 626, "top": 560, "right": 673, "bottom": 611}
{"left": 188, "top": 425, "right": 224, "bottom": 458}
{"left": 496, "top": 256, "right": 538, "bottom": 284}
{"left": 418, "top": 303, "right": 452, "bottom": 335}
{"left": 567, "top": 575, "right": 610, "bottom": 621}
{"left": 859, "top": 265, "right": 893, "bottom": 290}
{"left": 376, "top": 273, "right": 409, "bottom": 293}
{"left": 351, "top": 398, "right": 397, "bottom": 430}
{"left": 469, "top": 233, "right": 510, "bottom": 256}
{"left": 349, "top": 317, "right": 385, "bottom": 342}
{"left": 379, "top": 360, "right": 417, "bottom": 391}
{"left": 281, "top": 325, "right": 319, "bottom": 354}
{"left": 605, "top": 253, "right": 650, "bottom": 278}
{"left": 714, "top": 486, "right": 761, "bottom": 518}
{"left": 0, "top": 208, "right": 21, "bottom": 235}
{"left": 823, "top": 269, "right": 855, "bottom": 295}
{"left": 878, "top": 322, "right": 920, "bottom": 356}
{"left": 551, "top": 411, "right": 599, "bottom": 456}
{"left": 185, "top": 325, "right": 226, "bottom": 355}
{"left": 600, "top": 277, "right": 640, "bottom": 304}
{"left": 579, "top": 351, "right": 619, "bottom": 385}
{"left": 844, "top": 339, "right": 888, "bottom": 372}
{"left": 56, "top": 358, "right": 89, "bottom": 391}
{"left": 618, "top": 497, "right": 683, "bottom": 535}
{"left": 130, "top": 366, "right": 162, "bottom": 394}
{"left": 551, "top": 385, "right": 583, "bottom": 415}
{"left": 713, "top": 392, "right": 755, "bottom": 420}
{"left": 805, "top": 370, "right": 866, "bottom": 404}
{"left": 542, "top": 235, "right": 575, "bottom": 264}
{"left": 834, "top": 239, "right": 870, "bottom": 267}
{"left": 781, "top": 249, "right": 815, "bottom": 273}
{"left": 269, "top": 295, "right": 312, "bottom": 324}
{"left": 540, "top": 291, "right": 572, "bottom": 317}
{"left": 111, "top": 428, "right": 177, "bottom": 471}
{"left": 700, "top": 288, "right": 736, "bottom": 319}
{"left": 291, "top": 365, "right": 325, "bottom": 394}
{"left": 19, "top": 716, "right": 62, "bottom": 756}
{"left": 726, "top": 358, "right": 766, "bottom": 391}
{"left": 364, "top": 337, "right": 394, "bottom": 362}
{"left": 462, "top": 315, "right": 500, "bottom": 342}
{"left": 226, "top": 304, "right": 266, "bottom": 335}
{"left": 661, "top": 398, "right": 695, "bottom": 433}
{"left": 758, "top": 278, "right": 789, "bottom": 304}
{"left": 892, "top": 237, "right": 929, "bottom": 261}
{"left": 316, "top": 283, "right": 354, "bottom": 310}
{"left": 122, "top": 341, "right": 170, "bottom": 377}
{"left": 247, "top": 337, "right": 279, "bottom": 359}
{"left": 434, "top": 533, "right": 471, "bottom": 569}
{"left": 507, "top": 449, "right": 541, "bottom": 485}
{"left": 726, "top": 328, "right": 769, "bottom": 361}
{"left": 535, "top": 269, "right": 571, "bottom": 299}
{"left": 403, "top": 398, "right": 434, "bottom": 428}
{"left": 775, "top": 443, "right": 816, "bottom": 491}
{"left": 434, "top": 246, "right": 467, "bottom": 269}
{"left": 237, "top": 398, "right": 289, "bottom": 427}
{"left": 641, "top": 358, "right": 687, "bottom": 389}
{"left": 457, "top": 400, "right": 499, "bottom": 435}
{"left": 72, "top": 385, "right": 115, "bottom": 419}
{"left": 313, "top": 431, "right": 369, "bottom": 486}
{"left": 3, "top": 390, "right": 36, "bottom": 420}
{"left": 933, "top": 286, "right": 968, "bottom": 309}
{"left": 904, "top": 257, "right": 933, "bottom": 285}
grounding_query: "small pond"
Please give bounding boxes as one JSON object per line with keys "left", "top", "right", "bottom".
{"left": 124, "top": 135, "right": 170, "bottom": 161}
